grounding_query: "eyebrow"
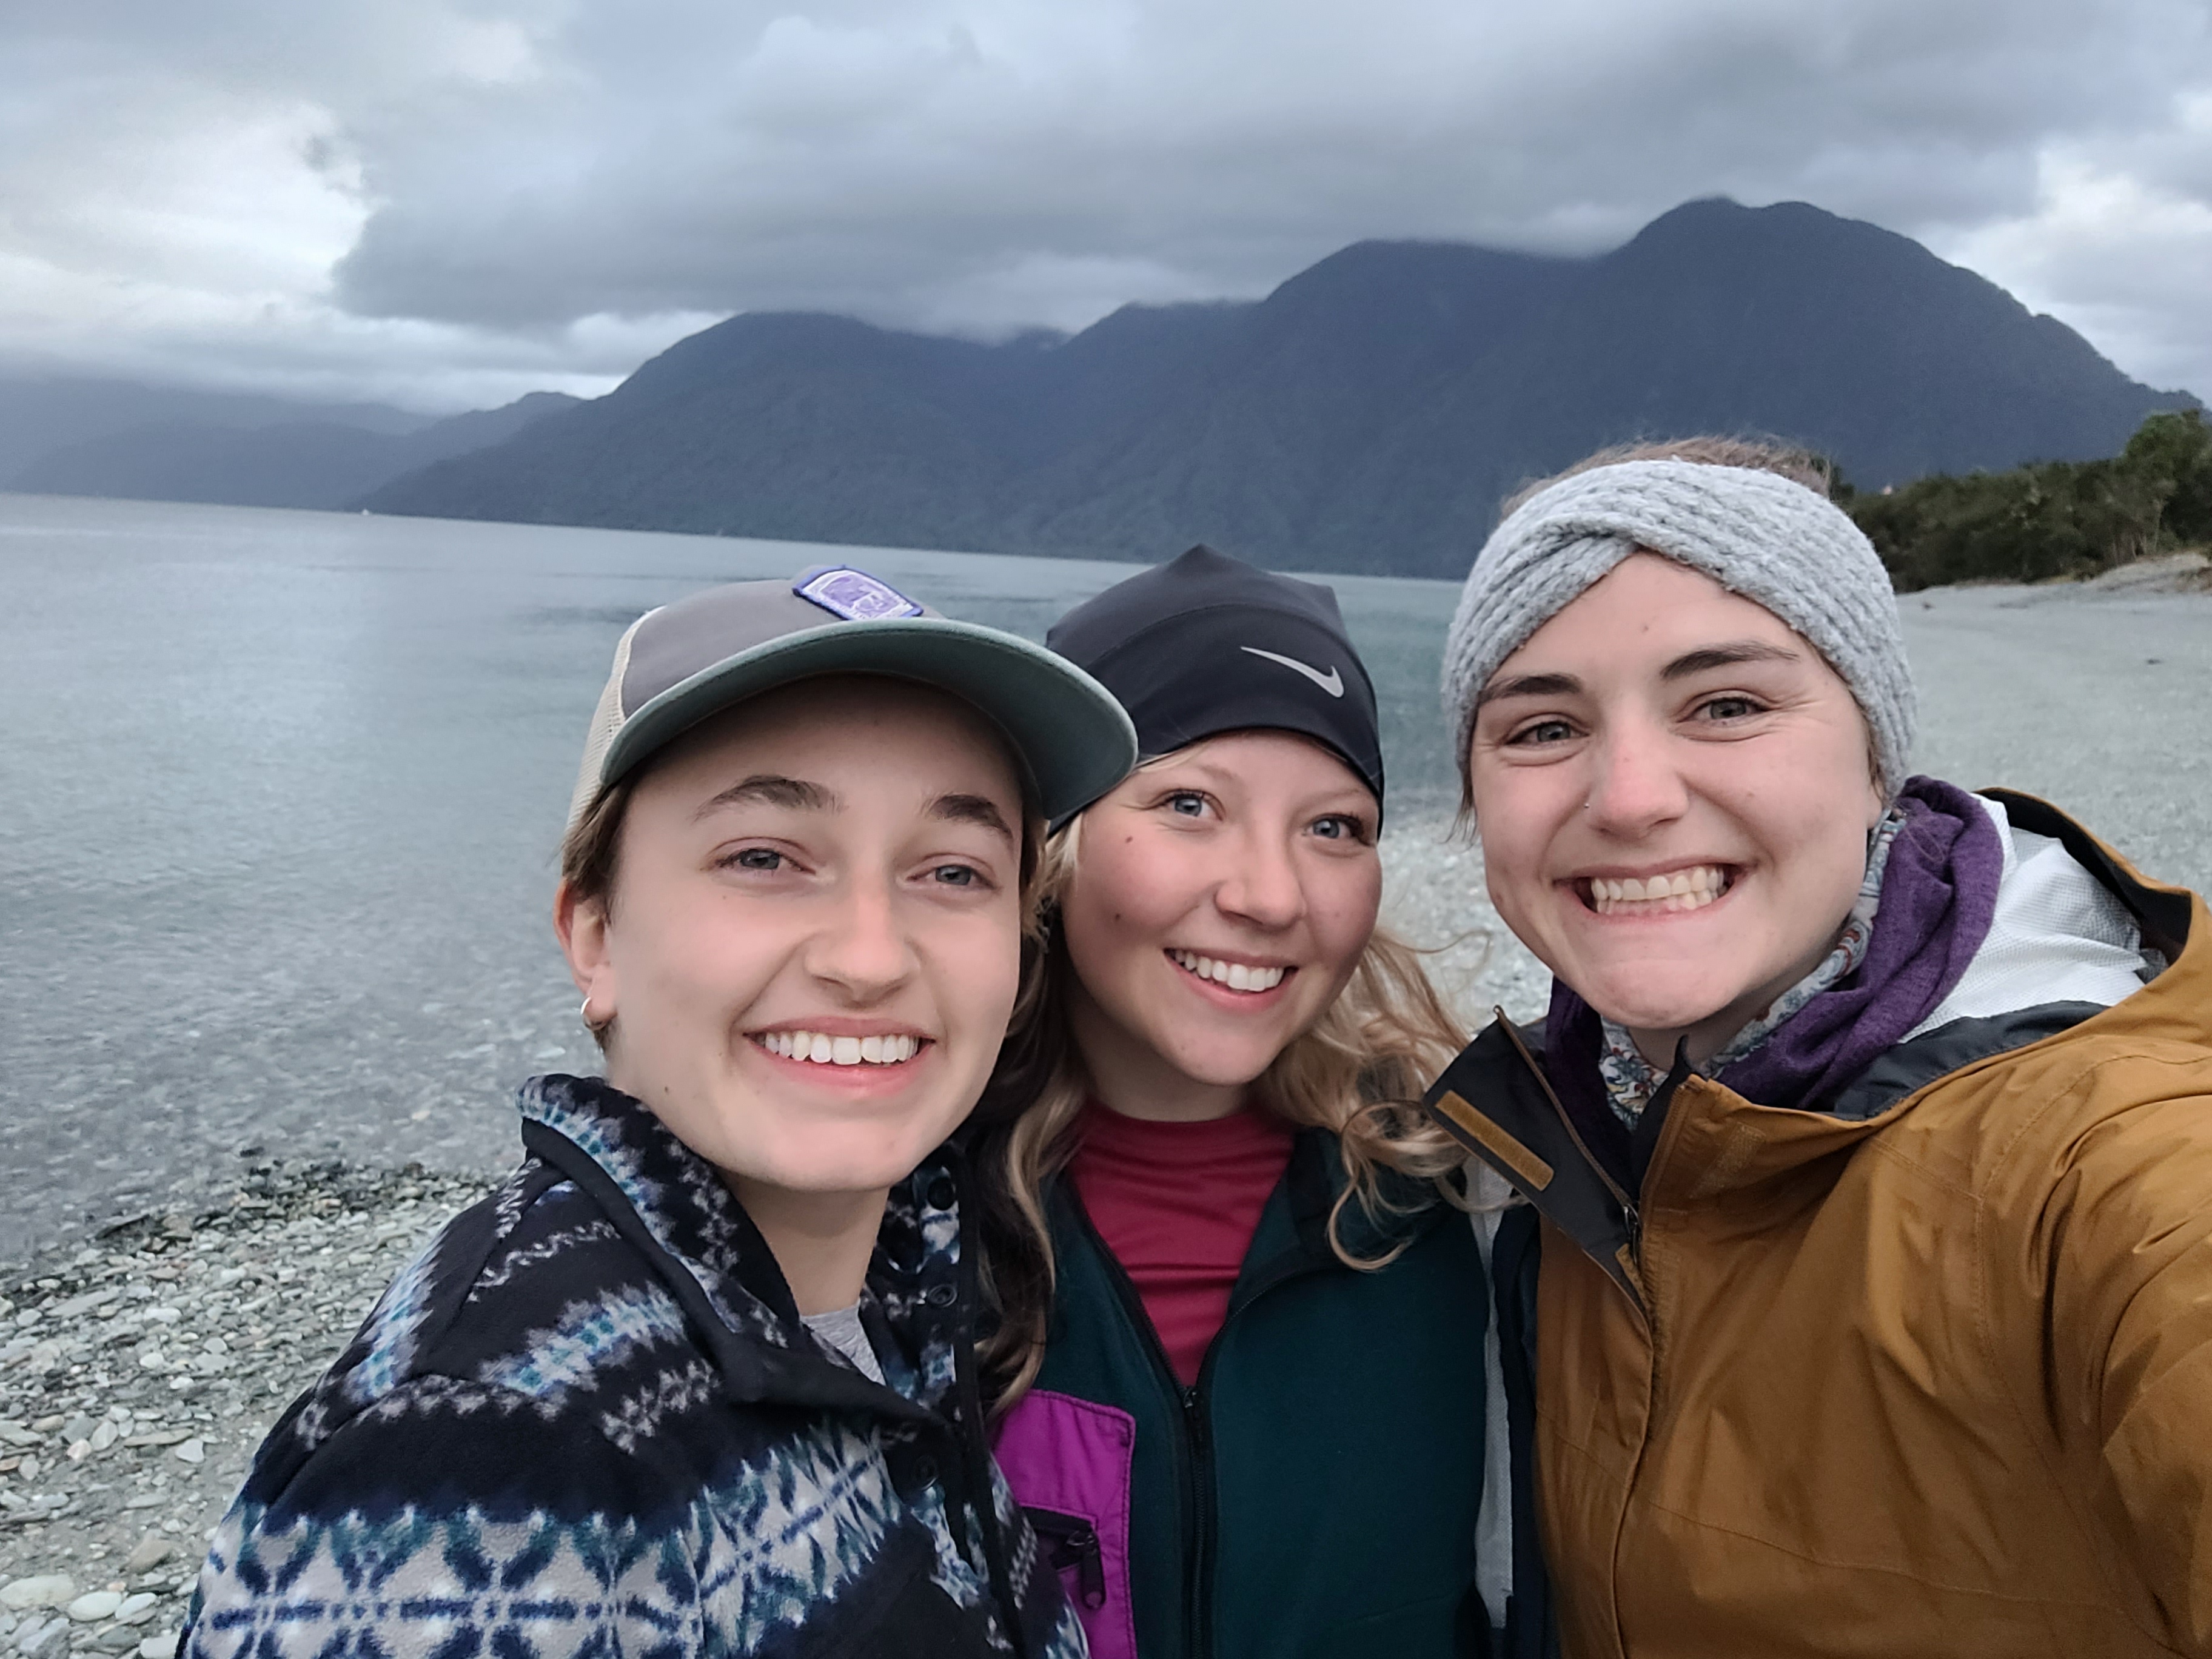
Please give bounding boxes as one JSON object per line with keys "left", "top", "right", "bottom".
{"left": 930, "top": 793, "right": 1016, "bottom": 844}
{"left": 694, "top": 774, "right": 839, "bottom": 819}
{"left": 1660, "top": 641, "right": 1801, "bottom": 680}
{"left": 1475, "top": 641, "right": 1803, "bottom": 709}
{"left": 1475, "top": 671, "right": 1581, "bottom": 709}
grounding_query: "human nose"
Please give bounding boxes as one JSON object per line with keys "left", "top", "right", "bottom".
{"left": 803, "top": 870, "right": 915, "bottom": 1001}
{"left": 1215, "top": 830, "right": 1307, "bottom": 930}
{"left": 1582, "top": 717, "right": 1689, "bottom": 839}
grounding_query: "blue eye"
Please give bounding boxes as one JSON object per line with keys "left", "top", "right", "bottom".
{"left": 1165, "top": 792, "right": 1207, "bottom": 817}
{"left": 1700, "top": 695, "right": 1764, "bottom": 721}
{"left": 728, "top": 848, "right": 782, "bottom": 871}
{"left": 1507, "top": 718, "right": 1576, "bottom": 746}
{"left": 932, "top": 864, "right": 980, "bottom": 887}
{"left": 1312, "top": 814, "right": 1369, "bottom": 843}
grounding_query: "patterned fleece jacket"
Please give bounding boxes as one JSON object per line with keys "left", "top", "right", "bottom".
{"left": 180, "top": 1074, "right": 1084, "bottom": 1659}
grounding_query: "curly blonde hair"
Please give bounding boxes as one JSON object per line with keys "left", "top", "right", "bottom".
{"left": 966, "top": 760, "right": 1472, "bottom": 1413}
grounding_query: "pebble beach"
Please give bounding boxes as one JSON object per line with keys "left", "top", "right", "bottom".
{"left": 0, "top": 1162, "right": 492, "bottom": 1659}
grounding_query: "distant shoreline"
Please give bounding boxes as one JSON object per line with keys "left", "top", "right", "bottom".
{"left": 1921, "top": 548, "right": 2210, "bottom": 600}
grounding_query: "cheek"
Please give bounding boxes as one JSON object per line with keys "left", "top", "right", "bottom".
{"left": 1062, "top": 834, "right": 1193, "bottom": 964}
{"left": 1469, "top": 796, "right": 1551, "bottom": 923}
{"left": 941, "top": 907, "right": 1025, "bottom": 1033}
{"left": 648, "top": 890, "right": 783, "bottom": 994}
{"left": 1307, "top": 859, "right": 1382, "bottom": 973}
{"left": 1768, "top": 743, "right": 1886, "bottom": 860}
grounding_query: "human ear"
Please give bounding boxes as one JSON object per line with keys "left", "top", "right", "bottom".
{"left": 1863, "top": 734, "right": 1889, "bottom": 830}
{"left": 554, "top": 880, "right": 617, "bottom": 1018}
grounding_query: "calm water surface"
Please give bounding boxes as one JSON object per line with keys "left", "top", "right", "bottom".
{"left": 2, "top": 492, "right": 2208, "bottom": 1260}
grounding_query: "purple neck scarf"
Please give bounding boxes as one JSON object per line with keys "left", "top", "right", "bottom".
{"left": 1543, "top": 777, "right": 2005, "bottom": 1147}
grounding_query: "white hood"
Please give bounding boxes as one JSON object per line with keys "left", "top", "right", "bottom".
{"left": 1905, "top": 793, "right": 2161, "bottom": 1040}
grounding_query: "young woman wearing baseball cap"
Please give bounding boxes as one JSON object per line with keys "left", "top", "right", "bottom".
{"left": 968, "top": 546, "right": 1542, "bottom": 1659}
{"left": 181, "top": 566, "right": 1136, "bottom": 1659}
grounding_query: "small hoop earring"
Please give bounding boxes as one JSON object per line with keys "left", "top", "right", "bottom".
{"left": 579, "top": 997, "right": 612, "bottom": 1037}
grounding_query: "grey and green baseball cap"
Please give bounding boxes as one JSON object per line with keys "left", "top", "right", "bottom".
{"left": 566, "top": 563, "right": 1137, "bottom": 828}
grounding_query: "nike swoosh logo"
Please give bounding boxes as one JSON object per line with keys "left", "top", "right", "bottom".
{"left": 1241, "top": 646, "right": 1344, "bottom": 698}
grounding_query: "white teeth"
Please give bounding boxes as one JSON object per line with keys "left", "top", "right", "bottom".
{"left": 1169, "top": 950, "right": 1287, "bottom": 993}
{"left": 758, "top": 1030, "right": 920, "bottom": 1065}
{"left": 1589, "top": 866, "right": 1729, "bottom": 916}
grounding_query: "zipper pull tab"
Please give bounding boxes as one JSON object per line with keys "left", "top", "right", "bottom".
{"left": 1025, "top": 1509, "right": 1108, "bottom": 1610}
{"left": 1182, "top": 1384, "right": 1208, "bottom": 1451}
{"left": 1068, "top": 1524, "right": 1105, "bottom": 1609}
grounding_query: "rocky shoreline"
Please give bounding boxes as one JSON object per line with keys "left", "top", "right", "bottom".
{"left": 0, "top": 1160, "right": 492, "bottom": 1659}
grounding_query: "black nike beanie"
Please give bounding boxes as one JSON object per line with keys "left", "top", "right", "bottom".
{"left": 1045, "top": 544, "right": 1384, "bottom": 823}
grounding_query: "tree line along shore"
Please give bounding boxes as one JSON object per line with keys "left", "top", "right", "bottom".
{"left": 1848, "top": 409, "right": 2212, "bottom": 591}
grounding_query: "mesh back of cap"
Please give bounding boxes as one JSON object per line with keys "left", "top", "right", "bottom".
{"left": 566, "top": 612, "right": 651, "bottom": 832}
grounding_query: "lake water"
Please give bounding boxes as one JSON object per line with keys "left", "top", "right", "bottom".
{"left": 3, "top": 491, "right": 2208, "bottom": 1262}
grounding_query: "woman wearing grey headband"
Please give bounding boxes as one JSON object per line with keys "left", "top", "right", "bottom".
{"left": 1424, "top": 440, "right": 2212, "bottom": 1657}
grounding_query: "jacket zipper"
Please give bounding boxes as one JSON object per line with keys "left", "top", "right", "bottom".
{"left": 1499, "top": 1022, "right": 1691, "bottom": 1659}
{"left": 1023, "top": 1506, "right": 1107, "bottom": 1609}
{"left": 1182, "top": 1378, "right": 1215, "bottom": 1659}
{"left": 1068, "top": 1191, "right": 1335, "bottom": 1659}
{"left": 1068, "top": 1195, "right": 1205, "bottom": 1657}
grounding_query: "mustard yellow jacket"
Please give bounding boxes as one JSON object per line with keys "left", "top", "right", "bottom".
{"left": 1427, "top": 793, "right": 2212, "bottom": 1657}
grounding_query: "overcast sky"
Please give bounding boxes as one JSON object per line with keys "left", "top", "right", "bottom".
{"left": 3, "top": 0, "right": 2207, "bottom": 412}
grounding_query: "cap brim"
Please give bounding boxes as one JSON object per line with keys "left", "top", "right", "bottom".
{"left": 600, "top": 617, "right": 1137, "bottom": 824}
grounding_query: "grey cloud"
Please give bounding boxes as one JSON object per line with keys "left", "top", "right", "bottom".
{"left": 321, "top": 0, "right": 2212, "bottom": 343}
{"left": 2, "top": 0, "right": 2207, "bottom": 403}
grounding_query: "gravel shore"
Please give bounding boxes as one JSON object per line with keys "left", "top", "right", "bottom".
{"left": 0, "top": 1161, "right": 491, "bottom": 1659}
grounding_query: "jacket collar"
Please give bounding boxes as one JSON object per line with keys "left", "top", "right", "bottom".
{"left": 517, "top": 1073, "right": 964, "bottom": 1420}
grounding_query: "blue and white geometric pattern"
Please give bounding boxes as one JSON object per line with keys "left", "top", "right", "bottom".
{"left": 182, "top": 1074, "right": 1085, "bottom": 1659}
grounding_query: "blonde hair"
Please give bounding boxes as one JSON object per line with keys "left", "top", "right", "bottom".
{"left": 970, "top": 763, "right": 1472, "bottom": 1413}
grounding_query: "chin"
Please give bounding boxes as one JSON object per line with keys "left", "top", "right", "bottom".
{"left": 1167, "top": 1035, "right": 1287, "bottom": 1091}
{"left": 757, "top": 1142, "right": 940, "bottom": 1195}
{"left": 743, "top": 1109, "right": 966, "bottom": 1193}
{"left": 1575, "top": 970, "right": 1738, "bottom": 1039}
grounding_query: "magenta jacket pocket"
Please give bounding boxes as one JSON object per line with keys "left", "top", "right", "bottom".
{"left": 995, "top": 1389, "right": 1138, "bottom": 1659}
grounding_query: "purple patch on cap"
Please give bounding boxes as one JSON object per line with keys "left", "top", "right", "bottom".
{"left": 793, "top": 566, "right": 924, "bottom": 622}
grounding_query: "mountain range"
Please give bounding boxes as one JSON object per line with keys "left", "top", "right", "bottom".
{"left": 7, "top": 198, "right": 2193, "bottom": 579}
{"left": 2, "top": 383, "right": 578, "bottom": 511}
{"left": 361, "top": 198, "right": 2193, "bottom": 578}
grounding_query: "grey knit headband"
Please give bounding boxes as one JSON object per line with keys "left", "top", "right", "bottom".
{"left": 1441, "top": 458, "right": 1915, "bottom": 795}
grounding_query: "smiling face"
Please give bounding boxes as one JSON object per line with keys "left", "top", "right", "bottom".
{"left": 1058, "top": 729, "right": 1381, "bottom": 1121}
{"left": 1466, "top": 553, "right": 1885, "bottom": 1063}
{"left": 556, "top": 675, "right": 1028, "bottom": 1201}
